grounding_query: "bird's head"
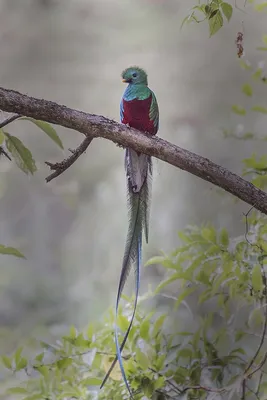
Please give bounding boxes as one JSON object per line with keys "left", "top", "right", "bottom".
{"left": 121, "top": 66, "right": 148, "bottom": 85}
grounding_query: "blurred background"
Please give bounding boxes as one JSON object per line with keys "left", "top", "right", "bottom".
{"left": 0, "top": 0, "right": 266, "bottom": 360}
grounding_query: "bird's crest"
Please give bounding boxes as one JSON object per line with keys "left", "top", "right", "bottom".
{"left": 121, "top": 66, "right": 148, "bottom": 85}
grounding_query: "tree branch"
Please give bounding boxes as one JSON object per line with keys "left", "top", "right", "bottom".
{"left": 0, "top": 86, "right": 266, "bottom": 214}
{"left": 45, "top": 136, "right": 93, "bottom": 182}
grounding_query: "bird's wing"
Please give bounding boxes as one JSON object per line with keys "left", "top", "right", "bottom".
{"left": 149, "top": 90, "right": 159, "bottom": 134}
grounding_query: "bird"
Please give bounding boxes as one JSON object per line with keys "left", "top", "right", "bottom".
{"left": 100, "top": 66, "right": 159, "bottom": 397}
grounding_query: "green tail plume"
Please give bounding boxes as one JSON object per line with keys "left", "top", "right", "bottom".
{"left": 100, "top": 152, "right": 152, "bottom": 397}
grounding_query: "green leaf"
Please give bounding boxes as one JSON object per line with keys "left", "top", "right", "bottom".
{"left": 251, "top": 106, "right": 267, "bottom": 114}
{"left": 0, "top": 244, "right": 25, "bottom": 258}
{"left": 174, "top": 366, "right": 188, "bottom": 382}
{"left": 16, "top": 357, "right": 27, "bottom": 371}
{"left": 235, "top": 330, "right": 246, "bottom": 342}
{"left": 242, "top": 83, "right": 253, "bottom": 97}
{"left": 15, "top": 347, "right": 23, "bottom": 365}
{"left": 80, "top": 377, "right": 103, "bottom": 386}
{"left": 7, "top": 387, "right": 28, "bottom": 394}
{"left": 251, "top": 265, "right": 263, "bottom": 292}
{"left": 155, "top": 272, "right": 182, "bottom": 293}
{"left": 198, "top": 288, "right": 212, "bottom": 304}
{"left": 220, "top": 228, "right": 229, "bottom": 247}
{"left": 154, "top": 354, "right": 166, "bottom": 371}
{"left": 178, "top": 231, "right": 193, "bottom": 243}
{"left": 178, "top": 347, "right": 193, "bottom": 359}
{"left": 153, "top": 314, "right": 166, "bottom": 337}
{"left": 0, "top": 128, "right": 5, "bottom": 145}
{"left": 35, "top": 365, "right": 49, "bottom": 379}
{"left": 117, "top": 314, "right": 129, "bottom": 332}
{"left": 87, "top": 323, "right": 94, "bottom": 340}
{"left": 255, "top": 2, "right": 267, "bottom": 11}
{"left": 92, "top": 353, "right": 102, "bottom": 369}
{"left": 232, "top": 105, "right": 246, "bottom": 115}
{"left": 21, "top": 118, "right": 63, "bottom": 149}
{"left": 253, "top": 69, "right": 263, "bottom": 80}
{"left": 56, "top": 358, "right": 72, "bottom": 370}
{"left": 230, "top": 347, "right": 246, "bottom": 356}
{"left": 201, "top": 226, "right": 217, "bottom": 243}
{"left": 242, "top": 132, "right": 254, "bottom": 139}
{"left": 69, "top": 325, "right": 77, "bottom": 339}
{"left": 1, "top": 355, "right": 12, "bottom": 370}
{"left": 209, "top": 9, "right": 223, "bottom": 36}
{"left": 248, "top": 308, "right": 263, "bottom": 327}
{"left": 22, "top": 395, "right": 42, "bottom": 400}
{"left": 154, "top": 376, "right": 165, "bottom": 390}
{"left": 145, "top": 256, "right": 165, "bottom": 266}
{"left": 209, "top": 9, "right": 219, "bottom": 19}
{"left": 4, "top": 133, "right": 36, "bottom": 174}
{"left": 145, "top": 255, "right": 177, "bottom": 270}
{"left": 75, "top": 333, "right": 88, "bottom": 347}
{"left": 221, "top": 2, "right": 233, "bottom": 21}
{"left": 205, "top": 5, "right": 211, "bottom": 15}
{"left": 136, "top": 348, "right": 149, "bottom": 370}
{"left": 175, "top": 287, "right": 196, "bottom": 309}
{"left": 243, "top": 154, "right": 267, "bottom": 170}
{"left": 263, "top": 35, "right": 267, "bottom": 45}
{"left": 140, "top": 318, "right": 150, "bottom": 340}
{"left": 35, "top": 352, "right": 44, "bottom": 363}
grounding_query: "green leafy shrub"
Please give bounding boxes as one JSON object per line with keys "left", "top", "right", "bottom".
{"left": 3, "top": 211, "right": 267, "bottom": 399}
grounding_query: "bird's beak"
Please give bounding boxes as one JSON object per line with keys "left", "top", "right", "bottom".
{"left": 122, "top": 79, "right": 128, "bottom": 83}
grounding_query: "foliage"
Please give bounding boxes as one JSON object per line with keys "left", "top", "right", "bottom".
{"left": 0, "top": 117, "right": 63, "bottom": 176}
{"left": 181, "top": 0, "right": 233, "bottom": 36}
{"left": 2, "top": 213, "right": 267, "bottom": 399}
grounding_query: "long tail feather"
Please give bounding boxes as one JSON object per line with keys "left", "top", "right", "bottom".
{"left": 100, "top": 208, "right": 141, "bottom": 392}
{"left": 101, "top": 149, "right": 152, "bottom": 397}
{"left": 114, "top": 233, "right": 141, "bottom": 398}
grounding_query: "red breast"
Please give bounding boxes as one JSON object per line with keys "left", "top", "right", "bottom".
{"left": 122, "top": 95, "right": 157, "bottom": 135}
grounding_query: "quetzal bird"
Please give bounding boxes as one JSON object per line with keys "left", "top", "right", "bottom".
{"left": 100, "top": 66, "right": 159, "bottom": 397}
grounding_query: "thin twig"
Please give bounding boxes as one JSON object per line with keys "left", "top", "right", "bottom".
{"left": 0, "top": 113, "right": 21, "bottom": 161}
{"left": 243, "top": 205, "right": 256, "bottom": 246}
{"left": 149, "top": 367, "right": 181, "bottom": 394}
{"left": 245, "top": 272, "right": 267, "bottom": 379}
{"left": 45, "top": 136, "right": 93, "bottom": 182}
{"left": 155, "top": 390, "right": 175, "bottom": 399}
{"left": 181, "top": 384, "right": 227, "bottom": 394}
{"left": 256, "top": 372, "right": 263, "bottom": 398}
{"left": 247, "top": 344, "right": 267, "bottom": 379}
{"left": 0, "top": 147, "right": 11, "bottom": 160}
{"left": 241, "top": 379, "right": 246, "bottom": 400}
{"left": 244, "top": 384, "right": 258, "bottom": 400}
{"left": 0, "top": 113, "right": 21, "bottom": 129}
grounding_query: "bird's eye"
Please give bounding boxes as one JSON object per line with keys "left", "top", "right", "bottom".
{"left": 132, "top": 72, "right": 137, "bottom": 78}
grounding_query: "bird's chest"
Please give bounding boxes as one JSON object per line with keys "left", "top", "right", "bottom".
{"left": 121, "top": 96, "right": 153, "bottom": 133}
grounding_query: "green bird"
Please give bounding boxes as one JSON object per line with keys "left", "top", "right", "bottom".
{"left": 101, "top": 66, "right": 159, "bottom": 397}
